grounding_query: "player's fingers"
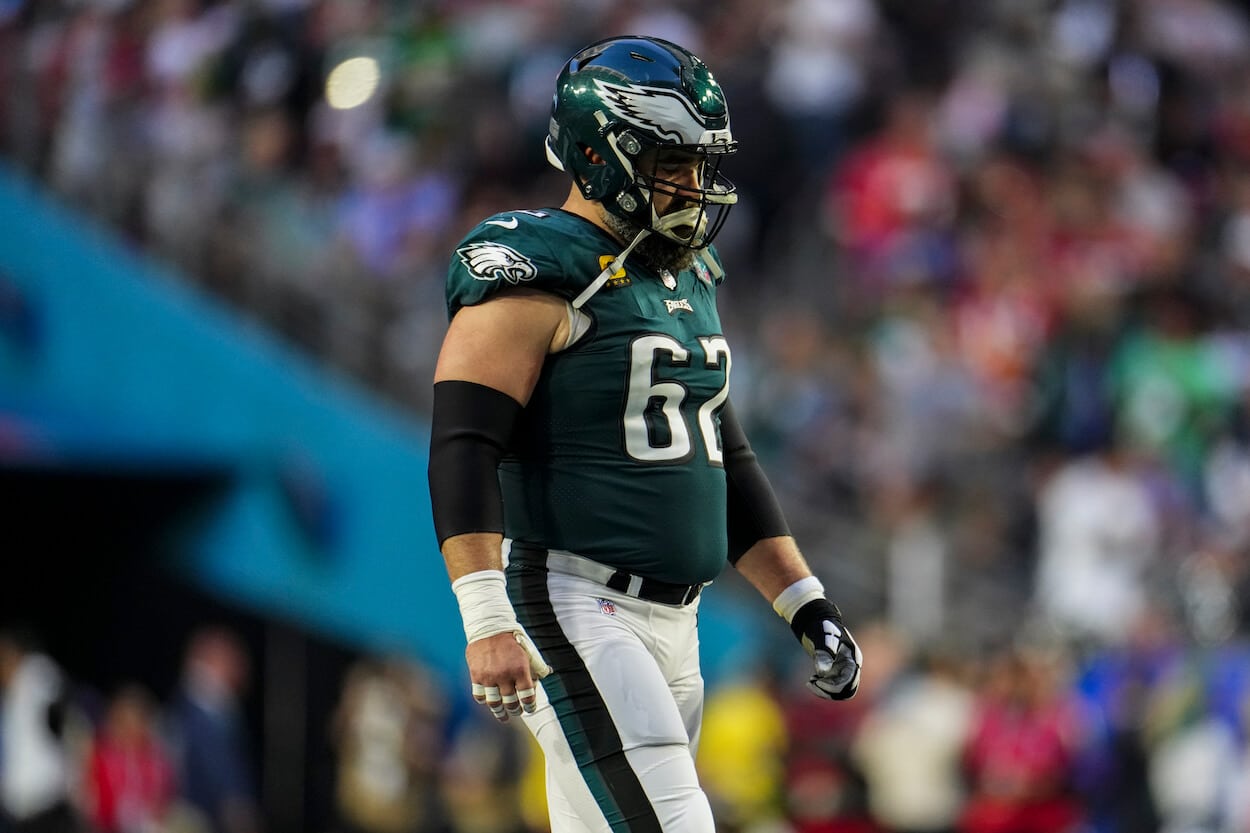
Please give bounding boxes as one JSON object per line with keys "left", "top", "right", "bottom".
{"left": 809, "top": 660, "right": 860, "bottom": 701}
{"left": 471, "top": 683, "right": 487, "bottom": 704}
{"left": 829, "top": 659, "right": 858, "bottom": 688}
{"left": 501, "top": 691, "right": 522, "bottom": 717}
{"left": 483, "top": 685, "right": 508, "bottom": 722}
{"left": 516, "top": 686, "right": 538, "bottom": 715}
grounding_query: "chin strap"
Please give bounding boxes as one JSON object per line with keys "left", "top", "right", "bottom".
{"left": 652, "top": 204, "right": 707, "bottom": 247}
{"left": 571, "top": 228, "right": 651, "bottom": 310}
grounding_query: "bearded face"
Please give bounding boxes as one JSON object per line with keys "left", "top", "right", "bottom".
{"left": 602, "top": 209, "right": 698, "bottom": 275}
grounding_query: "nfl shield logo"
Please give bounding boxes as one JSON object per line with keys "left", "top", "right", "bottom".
{"left": 695, "top": 260, "right": 713, "bottom": 286}
{"left": 596, "top": 598, "right": 617, "bottom": 616}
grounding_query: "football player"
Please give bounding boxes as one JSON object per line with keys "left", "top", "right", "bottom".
{"left": 428, "top": 35, "right": 863, "bottom": 832}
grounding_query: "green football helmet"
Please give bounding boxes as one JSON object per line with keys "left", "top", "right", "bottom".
{"left": 545, "top": 35, "right": 738, "bottom": 249}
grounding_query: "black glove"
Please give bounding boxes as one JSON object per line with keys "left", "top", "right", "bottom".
{"left": 790, "top": 599, "right": 862, "bottom": 700}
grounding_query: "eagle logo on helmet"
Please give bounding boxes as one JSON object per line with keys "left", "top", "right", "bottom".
{"left": 456, "top": 242, "right": 538, "bottom": 285}
{"left": 593, "top": 79, "right": 729, "bottom": 146}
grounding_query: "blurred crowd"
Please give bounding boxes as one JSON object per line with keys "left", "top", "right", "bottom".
{"left": 1, "top": 625, "right": 262, "bottom": 833}
{"left": 3, "top": 0, "right": 1250, "bottom": 831}
{"left": 7, "top": 616, "right": 1250, "bottom": 833}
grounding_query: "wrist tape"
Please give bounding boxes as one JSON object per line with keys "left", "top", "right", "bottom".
{"left": 451, "top": 570, "right": 551, "bottom": 678}
{"left": 772, "top": 576, "right": 826, "bottom": 624}
{"left": 451, "top": 570, "right": 522, "bottom": 643}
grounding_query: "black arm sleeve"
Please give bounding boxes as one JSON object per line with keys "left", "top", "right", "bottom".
{"left": 428, "top": 380, "right": 523, "bottom": 546}
{"left": 721, "top": 399, "right": 791, "bottom": 564}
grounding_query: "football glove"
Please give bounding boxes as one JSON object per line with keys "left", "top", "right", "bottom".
{"left": 790, "top": 598, "right": 862, "bottom": 700}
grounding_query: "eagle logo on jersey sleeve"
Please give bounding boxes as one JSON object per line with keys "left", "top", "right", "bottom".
{"left": 456, "top": 242, "right": 538, "bottom": 284}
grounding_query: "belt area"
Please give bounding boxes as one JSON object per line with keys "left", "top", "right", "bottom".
{"left": 604, "top": 570, "right": 704, "bottom": 606}
{"left": 508, "top": 544, "right": 705, "bottom": 607}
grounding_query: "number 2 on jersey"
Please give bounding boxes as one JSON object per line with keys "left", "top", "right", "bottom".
{"left": 623, "top": 335, "right": 731, "bottom": 464}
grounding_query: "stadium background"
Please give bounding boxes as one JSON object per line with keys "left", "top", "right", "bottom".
{"left": 2, "top": 1, "right": 1250, "bottom": 832}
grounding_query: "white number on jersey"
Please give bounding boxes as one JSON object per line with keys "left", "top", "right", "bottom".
{"left": 623, "top": 334, "right": 731, "bottom": 463}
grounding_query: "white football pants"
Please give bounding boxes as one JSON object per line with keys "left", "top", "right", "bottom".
{"left": 505, "top": 551, "right": 715, "bottom": 833}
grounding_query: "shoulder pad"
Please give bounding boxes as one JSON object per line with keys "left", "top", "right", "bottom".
{"left": 446, "top": 210, "right": 574, "bottom": 316}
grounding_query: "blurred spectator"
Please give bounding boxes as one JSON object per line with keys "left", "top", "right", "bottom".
{"left": 852, "top": 649, "right": 974, "bottom": 833}
{"left": 43, "top": 1, "right": 149, "bottom": 234}
{"left": 1134, "top": 0, "right": 1250, "bottom": 80}
{"left": 166, "top": 627, "right": 259, "bottom": 833}
{"left": 734, "top": 303, "right": 857, "bottom": 502}
{"left": 1201, "top": 393, "right": 1250, "bottom": 548}
{"left": 778, "top": 623, "right": 909, "bottom": 833}
{"left": 877, "top": 475, "right": 949, "bottom": 644}
{"left": 1142, "top": 648, "right": 1247, "bottom": 833}
{"left": 82, "top": 685, "right": 176, "bottom": 833}
{"left": 952, "top": 152, "right": 1058, "bottom": 431}
{"left": 329, "top": 656, "right": 448, "bottom": 833}
{"left": 209, "top": 105, "right": 350, "bottom": 359}
{"left": 0, "top": 626, "right": 83, "bottom": 833}
{"left": 1032, "top": 446, "right": 1162, "bottom": 647}
{"left": 958, "top": 646, "right": 1088, "bottom": 833}
{"left": 1110, "top": 285, "right": 1241, "bottom": 499}
{"left": 1096, "top": 127, "right": 1194, "bottom": 285}
{"left": 436, "top": 714, "right": 527, "bottom": 833}
{"left": 1072, "top": 606, "right": 1177, "bottom": 833}
{"left": 1216, "top": 165, "right": 1250, "bottom": 328}
{"left": 784, "top": 751, "right": 881, "bottom": 833}
{"left": 1029, "top": 289, "right": 1123, "bottom": 457}
{"left": 862, "top": 288, "right": 986, "bottom": 487}
{"left": 823, "top": 90, "right": 959, "bottom": 296}
{"left": 333, "top": 131, "right": 458, "bottom": 282}
{"left": 696, "top": 665, "right": 789, "bottom": 830}
{"left": 763, "top": 0, "right": 880, "bottom": 171}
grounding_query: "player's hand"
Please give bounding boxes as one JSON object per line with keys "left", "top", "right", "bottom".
{"left": 466, "top": 630, "right": 549, "bottom": 722}
{"left": 789, "top": 599, "right": 862, "bottom": 700}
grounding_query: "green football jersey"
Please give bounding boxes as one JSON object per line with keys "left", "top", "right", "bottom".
{"left": 446, "top": 208, "right": 732, "bottom": 584}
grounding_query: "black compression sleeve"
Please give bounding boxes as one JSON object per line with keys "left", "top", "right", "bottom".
{"left": 428, "top": 380, "right": 523, "bottom": 545}
{"left": 722, "top": 400, "right": 791, "bottom": 564}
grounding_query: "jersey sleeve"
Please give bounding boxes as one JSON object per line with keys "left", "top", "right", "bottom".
{"left": 446, "top": 212, "right": 579, "bottom": 319}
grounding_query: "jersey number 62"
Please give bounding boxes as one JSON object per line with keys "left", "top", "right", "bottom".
{"left": 623, "top": 334, "right": 731, "bottom": 465}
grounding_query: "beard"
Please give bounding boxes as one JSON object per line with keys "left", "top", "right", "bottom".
{"left": 602, "top": 208, "right": 698, "bottom": 274}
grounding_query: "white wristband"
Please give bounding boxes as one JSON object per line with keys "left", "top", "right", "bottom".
{"left": 451, "top": 570, "right": 521, "bottom": 644}
{"left": 772, "top": 576, "right": 826, "bottom": 624}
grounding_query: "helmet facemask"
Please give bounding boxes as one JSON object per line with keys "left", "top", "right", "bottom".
{"left": 609, "top": 132, "right": 737, "bottom": 250}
